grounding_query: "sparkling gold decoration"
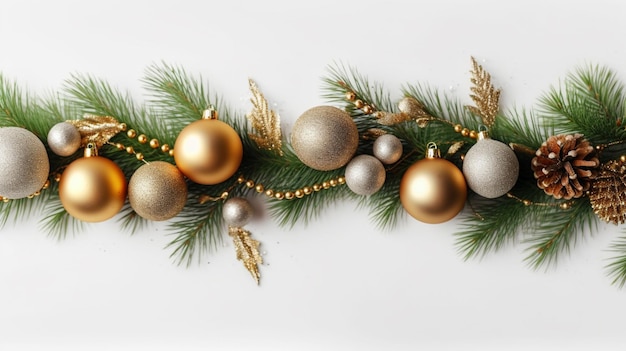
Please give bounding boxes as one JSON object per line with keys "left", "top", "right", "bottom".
{"left": 531, "top": 134, "right": 600, "bottom": 200}
{"left": 400, "top": 143, "right": 467, "bottom": 224}
{"left": 589, "top": 160, "right": 626, "bottom": 224}
{"left": 466, "top": 57, "right": 500, "bottom": 127}
{"left": 462, "top": 130, "right": 519, "bottom": 198}
{"left": 128, "top": 161, "right": 188, "bottom": 221}
{"left": 59, "top": 143, "right": 127, "bottom": 222}
{"left": 174, "top": 109, "right": 243, "bottom": 185}
{"left": 229, "top": 227, "right": 263, "bottom": 285}
{"left": 47, "top": 122, "right": 81, "bottom": 156}
{"left": 67, "top": 115, "right": 126, "bottom": 148}
{"left": 291, "top": 106, "right": 359, "bottom": 171}
{"left": 376, "top": 97, "right": 433, "bottom": 126}
{"left": 0, "top": 127, "right": 50, "bottom": 199}
{"left": 247, "top": 79, "right": 283, "bottom": 155}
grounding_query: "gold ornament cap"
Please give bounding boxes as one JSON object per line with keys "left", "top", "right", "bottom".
{"left": 84, "top": 142, "right": 98, "bottom": 157}
{"left": 426, "top": 142, "right": 441, "bottom": 159}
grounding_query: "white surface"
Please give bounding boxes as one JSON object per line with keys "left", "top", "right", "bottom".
{"left": 1, "top": 1, "right": 626, "bottom": 350}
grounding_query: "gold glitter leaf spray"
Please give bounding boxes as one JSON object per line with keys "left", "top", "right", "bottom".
{"left": 229, "top": 227, "right": 263, "bottom": 284}
{"left": 67, "top": 115, "right": 126, "bottom": 148}
{"left": 466, "top": 57, "right": 501, "bottom": 127}
{"left": 247, "top": 79, "right": 283, "bottom": 155}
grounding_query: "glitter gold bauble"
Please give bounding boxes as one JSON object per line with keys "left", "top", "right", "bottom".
{"left": 373, "top": 134, "right": 403, "bottom": 164}
{"left": 462, "top": 131, "right": 519, "bottom": 198}
{"left": 128, "top": 161, "right": 188, "bottom": 221}
{"left": 290, "top": 106, "right": 359, "bottom": 171}
{"left": 0, "top": 127, "right": 50, "bottom": 199}
{"left": 59, "top": 144, "right": 127, "bottom": 222}
{"left": 47, "top": 122, "right": 81, "bottom": 156}
{"left": 345, "top": 154, "right": 386, "bottom": 195}
{"left": 400, "top": 144, "right": 467, "bottom": 224}
{"left": 222, "top": 197, "right": 254, "bottom": 227}
{"left": 174, "top": 117, "right": 243, "bottom": 185}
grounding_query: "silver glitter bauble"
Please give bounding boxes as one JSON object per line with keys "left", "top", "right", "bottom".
{"left": 222, "top": 197, "right": 254, "bottom": 227}
{"left": 290, "top": 106, "right": 359, "bottom": 171}
{"left": 128, "top": 161, "right": 188, "bottom": 221}
{"left": 47, "top": 122, "right": 81, "bottom": 156}
{"left": 0, "top": 127, "right": 50, "bottom": 199}
{"left": 345, "top": 155, "right": 386, "bottom": 196}
{"left": 462, "top": 132, "right": 519, "bottom": 198}
{"left": 373, "top": 134, "right": 403, "bottom": 164}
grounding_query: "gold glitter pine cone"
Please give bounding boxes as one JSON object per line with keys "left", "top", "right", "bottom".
{"left": 589, "top": 160, "right": 626, "bottom": 225}
{"left": 531, "top": 133, "right": 599, "bottom": 200}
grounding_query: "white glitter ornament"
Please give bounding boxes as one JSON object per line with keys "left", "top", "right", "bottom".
{"left": 345, "top": 154, "right": 386, "bottom": 195}
{"left": 462, "top": 131, "right": 519, "bottom": 198}
{"left": 222, "top": 197, "right": 254, "bottom": 227}
{"left": 0, "top": 127, "right": 50, "bottom": 199}
{"left": 47, "top": 122, "right": 81, "bottom": 156}
{"left": 373, "top": 134, "right": 402, "bottom": 164}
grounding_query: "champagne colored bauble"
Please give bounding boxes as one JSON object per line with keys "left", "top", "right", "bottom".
{"left": 345, "top": 155, "right": 386, "bottom": 195}
{"left": 222, "top": 197, "right": 254, "bottom": 227}
{"left": 174, "top": 119, "right": 243, "bottom": 185}
{"left": 373, "top": 134, "right": 403, "bottom": 164}
{"left": 290, "top": 106, "right": 359, "bottom": 171}
{"left": 128, "top": 161, "right": 188, "bottom": 221}
{"left": 59, "top": 145, "right": 127, "bottom": 222}
{"left": 47, "top": 122, "right": 81, "bottom": 156}
{"left": 0, "top": 127, "right": 50, "bottom": 199}
{"left": 462, "top": 131, "right": 519, "bottom": 198}
{"left": 400, "top": 145, "right": 467, "bottom": 224}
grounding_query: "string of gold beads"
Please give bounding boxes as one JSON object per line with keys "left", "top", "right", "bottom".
{"left": 125, "top": 129, "right": 174, "bottom": 157}
{"left": 343, "top": 85, "right": 376, "bottom": 115}
{"left": 506, "top": 192, "right": 573, "bottom": 210}
{"left": 236, "top": 175, "right": 346, "bottom": 200}
{"left": 0, "top": 180, "right": 51, "bottom": 203}
{"left": 453, "top": 124, "right": 479, "bottom": 139}
{"left": 108, "top": 142, "right": 149, "bottom": 163}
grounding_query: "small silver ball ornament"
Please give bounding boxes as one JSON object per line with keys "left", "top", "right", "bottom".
{"left": 47, "top": 122, "right": 81, "bottom": 156}
{"left": 462, "top": 131, "right": 519, "bottom": 198}
{"left": 0, "top": 127, "right": 50, "bottom": 199}
{"left": 345, "top": 154, "right": 386, "bottom": 196}
{"left": 373, "top": 134, "right": 403, "bottom": 164}
{"left": 222, "top": 197, "right": 254, "bottom": 227}
{"left": 290, "top": 106, "right": 359, "bottom": 171}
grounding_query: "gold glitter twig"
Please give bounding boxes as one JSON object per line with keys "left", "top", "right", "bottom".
{"left": 247, "top": 79, "right": 283, "bottom": 155}
{"left": 466, "top": 57, "right": 500, "bottom": 127}
{"left": 229, "top": 226, "right": 263, "bottom": 284}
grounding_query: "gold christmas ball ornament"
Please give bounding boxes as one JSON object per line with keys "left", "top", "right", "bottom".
{"left": 128, "top": 161, "right": 188, "bottom": 221}
{"left": 373, "top": 134, "right": 403, "bottom": 164}
{"left": 345, "top": 155, "right": 386, "bottom": 196}
{"left": 290, "top": 106, "right": 359, "bottom": 171}
{"left": 0, "top": 127, "right": 50, "bottom": 199}
{"left": 400, "top": 143, "right": 467, "bottom": 224}
{"left": 59, "top": 144, "right": 127, "bottom": 222}
{"left": 462, "top": 130, "right": 519, "bottom": 198}
{"left": 174, "top": 110, "right": 243, "bottom": 185}
{"left": 222, "top": 197, "right": 254, "bottom": 227}
{"left": 47, "top": 122, "right": 81, "bottom": 156}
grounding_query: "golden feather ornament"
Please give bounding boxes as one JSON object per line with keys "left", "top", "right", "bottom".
{"left": 229, "top": 226, "right": 263, "bottom": 284}
{"left": 466, "top": 57, "right": 500, "bottom": 127}
{"left": 247, "top": 79, "right": 283, "bottom": 155}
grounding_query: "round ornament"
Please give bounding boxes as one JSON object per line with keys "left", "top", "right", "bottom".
{"left": 59, "top": 144, "right": 127, "bottom": 222}
{"left": 400, "top": 143, "right": 467, "bottom": 224}
{"left": 47, "top": 122, "right": 81, "bottom": 156}
{"left": 373, "top": 134, "right": 403, "bottom": 164}
{"left": 0, "top": 127, "right": 50, "bottom": 199}
{"left": 345, "top": 155, "right": 386, "bottom": 195}
{"left": 462, "top": 130, "right": 519, "bottom": 198}
{"left": 128, "top": 161, "right": 188, "bottom": 221}
{"left": 222, "top": 197, "right": 254, "bottom": 227}
{"left": 174, "top": 109, "right": 243, "bottom": 185}
{"left": 290, "top": 106, "right": 359, "bottom": 171}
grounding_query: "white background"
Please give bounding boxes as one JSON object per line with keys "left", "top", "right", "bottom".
{"left": 1, "top": 1, "right": 626, "bottom": 350}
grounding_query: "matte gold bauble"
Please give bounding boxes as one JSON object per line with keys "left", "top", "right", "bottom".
{"left": 59, "top": 144, "right": 127, "bottom": 222}
{"left": 0, "top": 127, "right": 50, "bottom": 199}
{"left": 400, "top": 144, "right": 467, "bottom": 224}
{"left": 290, "top": 106, "right": 359, "bottom": 171}
{"left": 128, "top": 161, "right": 188, "bottom": 221}
{"left": 174, "top": 117, "right": 243, "bottom": 185}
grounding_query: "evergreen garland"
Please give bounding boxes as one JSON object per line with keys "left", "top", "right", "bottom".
{"left": 1, "top": 60, "right": 626, "bottom": 286}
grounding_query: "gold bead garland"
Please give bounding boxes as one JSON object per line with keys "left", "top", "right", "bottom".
{"left": 236, "top": 174, "right": 346, "bottom": 201}
{"left": 0, "top": 180, "right": 51, "bottom": 203}
{"left": 505, "top": 192, "right": 573, "bottom": 210}
{"left": 125, "top": 129, "right": 174, "bottom": 157}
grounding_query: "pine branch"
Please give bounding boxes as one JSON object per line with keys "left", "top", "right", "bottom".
{"left": 606, "top": 232, "right": 626, "bottom": 288}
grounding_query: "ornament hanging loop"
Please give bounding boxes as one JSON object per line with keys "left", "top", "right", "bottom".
{"left": 426, "top": 142, "right": 441, "bottom": 159}
{"left": 202, "top": 105, "right": 219, "bottom": 120}
{"left": 84, "top": 142, "right": 98, "bottom": 158}
{"left": 477, "top": 125, "right": 489, "bottom": 140}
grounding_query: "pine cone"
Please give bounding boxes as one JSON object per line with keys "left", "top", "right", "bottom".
{"left": 531, "top": 134, "right": 600, "bottom": 200}
{"left": 589, "top": 160, "right": 626, "bottom": 224}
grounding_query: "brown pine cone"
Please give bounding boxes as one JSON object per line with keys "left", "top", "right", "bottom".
{"left": 531, "top": 134, "right": 600, "bottom": 200}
